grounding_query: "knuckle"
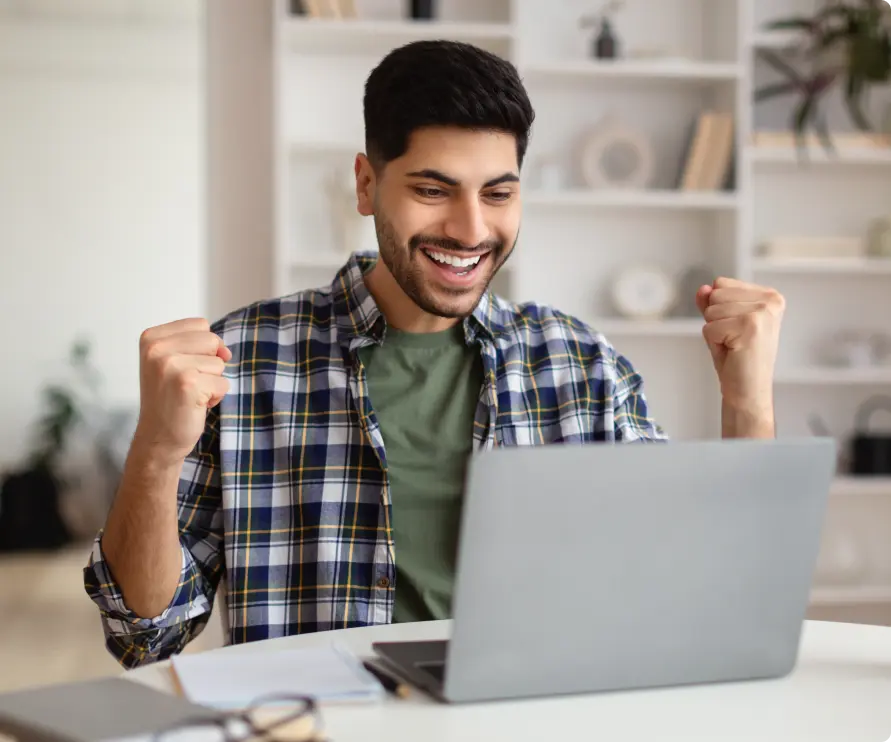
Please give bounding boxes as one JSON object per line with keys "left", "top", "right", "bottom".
{"left": 187, "top": 317, "right": 211, "bottom": 333}
{"left": 157, "top": 353, "right": 178, "bottom": 376}
{"left": 143, "top": 339, "right": 167, "bottom": 364}
{"left": 176, "top": 368, "right": 200, "bottom": 393}
{"left": 139, "top": 328, "right": 158, "bottom": 354}
{"left": 744, "top": 313, "right": 762, "bottom": 333}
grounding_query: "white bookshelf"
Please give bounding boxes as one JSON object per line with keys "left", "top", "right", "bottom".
{"left": 753, "top": 257, "right": 891, "bottom": 275}
{"left": 524, "top": 189, "right": 738, "bottom": 211}
{"left": 521, "top": 59, "right": 742, "bottom": 83}
{"left": 591, "top": 318, "right": 704, "bottom": 338}
{"left": 748, "top": 146, "right": 891, "bottom": 167}
{"left": 273, "top": 0, "right": 891, "bottom": 615}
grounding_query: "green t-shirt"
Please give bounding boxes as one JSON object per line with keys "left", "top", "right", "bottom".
{"left": 358, "top": 323, "right": 483, "bottom": 623}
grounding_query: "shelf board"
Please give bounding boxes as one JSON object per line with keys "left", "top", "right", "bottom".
{"left": 748, "top": 146, "right": 891, "bottom": 167}
{"left": 522, "top": 58, "right": 740, "bottom": 83}
{"left": 524, "top": 189, "right": 737, "bottom": 211}
{"left": 775, "top": 367, "right": 891, "bottom": 385}
{"left": 290, "top": 141, "right": 361, "bottom": 157}
{"left": 810, "top": 586, "right": 891, "bottom": 606}
{"left": 749, "top": 30, "right": 804, "bottom": 50}
{"left": 753, "top": 257, "right": 891, "bottom": 275}
{"left": 284, "top": 17, "right": 514, "bottom": 49}
{"left": 290, "top": 254, "right": 358, "bottom": 270}
{"left": 831, "top": 476, "right": 891, "bottom": 497}
{"left": 591, "top": 318, "right": 704, "bottom": 337}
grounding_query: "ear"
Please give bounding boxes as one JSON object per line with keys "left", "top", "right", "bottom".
{"left": 355, "top": 154, "right": 376, "bottom": 217}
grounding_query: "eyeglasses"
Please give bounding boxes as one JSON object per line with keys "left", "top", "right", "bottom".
{"left": 151, "top": 693, "right": 326, "bottom": 742}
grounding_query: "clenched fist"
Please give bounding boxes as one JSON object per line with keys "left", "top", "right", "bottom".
{"left": 132, "top": 318, "right": 232, "bottom": 466}
{"left": 696, "top": 277, "right": 784, "bottom": 414}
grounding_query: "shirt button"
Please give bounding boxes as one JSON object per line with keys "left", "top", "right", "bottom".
{"left": 377, "top": 577, "right": 390, "bottom": 588}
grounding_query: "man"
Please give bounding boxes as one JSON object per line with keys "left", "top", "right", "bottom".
{"left": 84, "top": 40, "right": 784, "bottom": 668}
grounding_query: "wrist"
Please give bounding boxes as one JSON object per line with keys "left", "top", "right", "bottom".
{"left": 128, "top": 427, "right": 187, "bottom": 478}
{"left": 721, "top": 399, "right": 776, "bottom": 439}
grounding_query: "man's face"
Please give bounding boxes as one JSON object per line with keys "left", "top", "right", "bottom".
{"left": 356, "top": 126, "right": 521, "bottom": 319}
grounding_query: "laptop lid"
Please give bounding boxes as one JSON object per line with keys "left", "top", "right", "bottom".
{"left": 442, "top": 437, "right": 836, "bottom": 703}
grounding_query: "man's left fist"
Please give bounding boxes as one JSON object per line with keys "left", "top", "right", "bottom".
{"left": 696, "top": 276, "right": 785, "bottom": 413}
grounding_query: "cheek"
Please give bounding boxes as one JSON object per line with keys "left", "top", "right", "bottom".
{"left": 492, "top": 205, "right": 521, "bottom": 242}
{"left": 382, "top": 194, "right": 439, "bottom": 239}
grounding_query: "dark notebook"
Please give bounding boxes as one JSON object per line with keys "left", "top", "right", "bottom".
{"left": 0, "top": 677, "right": 220, "bottom": 742}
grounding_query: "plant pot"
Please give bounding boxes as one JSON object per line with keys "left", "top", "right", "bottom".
{"left": 849, "top": 395, "right": 891, "bottom": 476}
{"left": 410, "top": 0, "right": 436, "bottom": 20}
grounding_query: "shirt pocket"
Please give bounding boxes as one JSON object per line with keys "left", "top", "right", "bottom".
{"left": 495, "top": 385, "right": 592, "bottom": 446}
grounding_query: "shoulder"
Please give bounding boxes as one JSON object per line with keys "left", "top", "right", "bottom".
{"left": 489, "top": 294, "right": 632, "bottom": 379}
{"left": 209, "top": 285, "right": 335, "bottom": 348}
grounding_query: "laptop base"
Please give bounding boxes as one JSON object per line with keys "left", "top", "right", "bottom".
{"left": 372, "top": 640, "right": 450, "bottom": 701}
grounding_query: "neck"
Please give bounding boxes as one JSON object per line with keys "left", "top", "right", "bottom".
{"left": 364, "top": 258, "right": 461, "bottom": 333}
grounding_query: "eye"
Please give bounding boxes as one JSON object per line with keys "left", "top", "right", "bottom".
{"left": 485, "top": 190, "right": 514, "bottom": 202}
{"left": 414, "top": 187, "right": 447, "bottom": 199}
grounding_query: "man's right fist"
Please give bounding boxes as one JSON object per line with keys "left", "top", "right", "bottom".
{"left": 133, "top": 318, "right": 232, "bottom": 466}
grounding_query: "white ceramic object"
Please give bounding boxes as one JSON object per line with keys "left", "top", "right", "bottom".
{"left": 611, "top": 264, "right": 677, "bottom": 319}
{"left": 580, "top": 116, "right": 655, "bottom": 190}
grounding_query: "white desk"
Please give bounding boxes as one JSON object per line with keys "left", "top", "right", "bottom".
{"left": 126, "top": 619, "right": 891, "bottom": 741}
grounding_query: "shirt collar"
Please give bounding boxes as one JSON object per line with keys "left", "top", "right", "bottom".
{"left": 330, "top": 251, "right": 507, "bottom": 347}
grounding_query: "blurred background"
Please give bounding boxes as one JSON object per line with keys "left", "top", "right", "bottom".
{"left": 2, "top": 0, "right": 891, "bottom": 693}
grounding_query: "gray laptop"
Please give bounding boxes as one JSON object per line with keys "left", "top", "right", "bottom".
{"left": 373, "top": 436, "right": 837, "bottom": 704}
{"left": 0, "top": 677, "right": 220, "bottom": 742}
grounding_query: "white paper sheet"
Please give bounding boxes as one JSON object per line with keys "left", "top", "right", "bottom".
{"left": 170, "top": 642, "right": 384, "bottom": 709}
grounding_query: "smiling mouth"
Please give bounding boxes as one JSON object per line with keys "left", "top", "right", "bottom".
{"left": 420, "top": 247, "right": 490, "bottom": 277}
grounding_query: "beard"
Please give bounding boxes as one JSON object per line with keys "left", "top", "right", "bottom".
{"left": 372, "top": 208, "right": 513, "bottom": 319}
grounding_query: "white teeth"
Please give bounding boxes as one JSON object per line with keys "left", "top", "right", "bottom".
{"left": 425, "top": 250, "right": 482, "bottom": 268}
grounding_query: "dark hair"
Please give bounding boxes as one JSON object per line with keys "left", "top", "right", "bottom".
{"left": 363, "top": 40, "right": 535, "bottom": 170}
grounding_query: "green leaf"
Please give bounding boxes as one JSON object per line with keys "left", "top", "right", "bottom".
{"left": 71, "top": 339, "right": 90, "bottom": 366}
{"left": 845, "top": 73, "right": 873, "bottom": 130}
{"left": 763, "top": 17, "right": 814, "bottom": 31}
{"left": 756, "top": 49, "right": 805, "bottom": 83}
{"left": 793, "top": 93, "right": 817, "bottom": 138}
{"left": 812, "top": 110, "right": 835, "bottom": 155}
{"left": 815, "top": 5, "right": 859, "bottom": 25}
{"left": 815, "top": 26, "right": 853, "bottom": 51}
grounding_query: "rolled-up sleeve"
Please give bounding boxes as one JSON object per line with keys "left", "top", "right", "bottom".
{"left": 610, "top": 351, "right": 669, "bottom": 442}
{"left": 83, "top": 408, "right": 225, "bottom": 668}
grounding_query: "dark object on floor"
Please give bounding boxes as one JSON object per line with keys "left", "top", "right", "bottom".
{"left": 0, "top": 464, "right": 72, "bottom": 552}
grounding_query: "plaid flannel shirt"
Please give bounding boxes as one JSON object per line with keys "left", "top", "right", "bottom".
{"left": 83, "top": 251, "right": 667, "bottom": 668}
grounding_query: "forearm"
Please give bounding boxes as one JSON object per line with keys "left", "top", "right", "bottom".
{"left": 721, "top": 400, "right": 776, "bottom": 439}
{"left": 100, "top": 440, "right": 185, "bottom": 618}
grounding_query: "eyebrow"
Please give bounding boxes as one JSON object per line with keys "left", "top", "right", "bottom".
{"left": 406, "top": 169, "right": 520, "bottom": 189}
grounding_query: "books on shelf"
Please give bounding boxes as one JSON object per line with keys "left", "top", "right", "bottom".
{"left": 293, "top": 0, "right": 358, "bottom": 19}
{"left": 678, "top": 111, "right": 734, "bottom": 191}
{"left": 759, "top": 236, "right": 865, "bottom": 260}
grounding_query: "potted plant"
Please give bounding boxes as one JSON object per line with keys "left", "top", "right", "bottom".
{"left": 0, "top": 339, "right": 101, "bottom": 551}
{"left": 754, "top": 0, "right": 891, "bottom": 152}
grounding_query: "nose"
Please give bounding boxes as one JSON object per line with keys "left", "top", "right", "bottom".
{"left": 443, "top": 195, "right": 489, "bottom": 249}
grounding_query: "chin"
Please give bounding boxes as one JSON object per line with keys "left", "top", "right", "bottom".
{"left": 417, "top": 284, "right": 490, "bottom": 319}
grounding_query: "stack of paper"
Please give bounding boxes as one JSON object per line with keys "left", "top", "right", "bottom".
{"left": 171, "top": 643, "right": 384, "bottom": 709}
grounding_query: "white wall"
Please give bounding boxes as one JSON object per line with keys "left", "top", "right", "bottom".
{"left": 0, "top": 2, "right": 206, "bottom": 471}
